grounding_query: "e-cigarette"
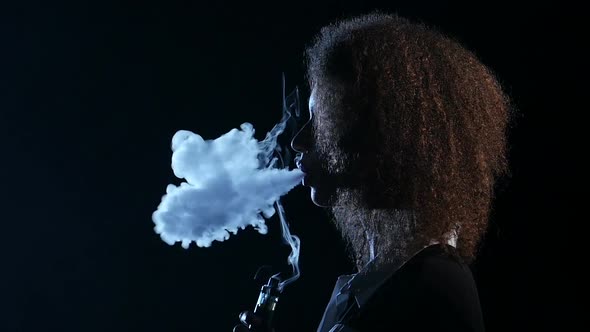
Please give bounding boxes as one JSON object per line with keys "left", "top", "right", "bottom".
{"left": 249, "top": 273, "right": 281, "bottom": 330}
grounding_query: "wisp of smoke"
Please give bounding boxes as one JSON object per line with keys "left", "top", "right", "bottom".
{"left": 152, "top": 78, "right": 304, "bottom": 289}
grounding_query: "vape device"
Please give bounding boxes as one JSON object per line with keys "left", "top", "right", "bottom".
{"left": 248, "top": 273, "right": 281, "bottom": 330}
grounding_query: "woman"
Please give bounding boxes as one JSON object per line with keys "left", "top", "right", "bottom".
{"left": 236, "top": 12, "right": 514, "bottom": 332}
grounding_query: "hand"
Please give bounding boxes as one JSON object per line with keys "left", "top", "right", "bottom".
{"left": 232, "top": 311, "right": 275, "bottom": 332}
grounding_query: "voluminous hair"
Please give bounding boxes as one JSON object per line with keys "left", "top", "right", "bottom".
{"left": 305, "top": 12, "right": 516, "bottom": 261}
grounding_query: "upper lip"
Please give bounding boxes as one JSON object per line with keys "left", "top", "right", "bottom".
{"left": 295, "top": 157, "right": 309, "bottom": 173}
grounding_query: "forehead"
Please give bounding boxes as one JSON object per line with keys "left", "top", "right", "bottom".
{"left": 308, "top": 87, "right": 317, "bottom": 109}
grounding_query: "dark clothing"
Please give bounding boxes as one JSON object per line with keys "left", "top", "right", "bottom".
{"left": 318, "top": 244, "right": 485, "bottom": 332}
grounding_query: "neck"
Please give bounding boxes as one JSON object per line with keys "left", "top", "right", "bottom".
{"left": 330, "top": 204, "right": 418, "bottom": 271}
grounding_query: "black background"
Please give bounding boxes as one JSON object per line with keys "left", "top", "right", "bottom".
{"left": 1, "top": 1, "right": 578, "bottom": 331}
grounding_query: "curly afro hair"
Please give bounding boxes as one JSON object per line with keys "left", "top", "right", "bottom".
{"left": 305, "top": 12, "right": 516, "bottom": 262}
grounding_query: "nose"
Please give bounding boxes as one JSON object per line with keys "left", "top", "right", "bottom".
{"left": 290, "top": 121, "right": 311, "bottom": 153}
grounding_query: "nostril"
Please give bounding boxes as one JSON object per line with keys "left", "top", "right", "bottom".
{"left": 291, "top": 133, "right": 311, "bottom": 154}
{"left": 291, "top": 121, "right": 312, "bottom": 153}
{"left": 290, "top": 139, "right": 298, "bottom": 152}
{"left": 290, "top": 137, "right": 306, "bottom": 153}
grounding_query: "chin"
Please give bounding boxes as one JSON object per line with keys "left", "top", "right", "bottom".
{"left": 310, "top": 187, "right": 334, "bottom": 207}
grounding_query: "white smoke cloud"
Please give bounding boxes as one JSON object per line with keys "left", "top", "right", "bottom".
{"left": 152, "top": 122, "right": 304, "bottom": 249}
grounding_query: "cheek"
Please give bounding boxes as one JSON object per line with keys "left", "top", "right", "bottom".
{"left": 320, "top": 147, "right": 353, "bottom": 176}
{"left": 313, "top": 132, "right": 342, "bottom": 170}
{"left": 312, "top": 120, "right": 358, "bottom": 178}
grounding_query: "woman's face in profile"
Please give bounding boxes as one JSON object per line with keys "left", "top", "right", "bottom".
{"left": 291, "top": 86, "right": 354, "bottom": 207}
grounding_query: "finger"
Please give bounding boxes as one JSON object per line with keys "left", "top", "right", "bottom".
{"left": 239, "top": 311, "right": 263, "bottom": 327}
{"left": 233, "top": 324, "right": 249, "bottom": 332}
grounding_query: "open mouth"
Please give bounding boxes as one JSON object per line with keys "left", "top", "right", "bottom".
{"left": 296, "top": 161, "right": 308, "bottom": 173}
